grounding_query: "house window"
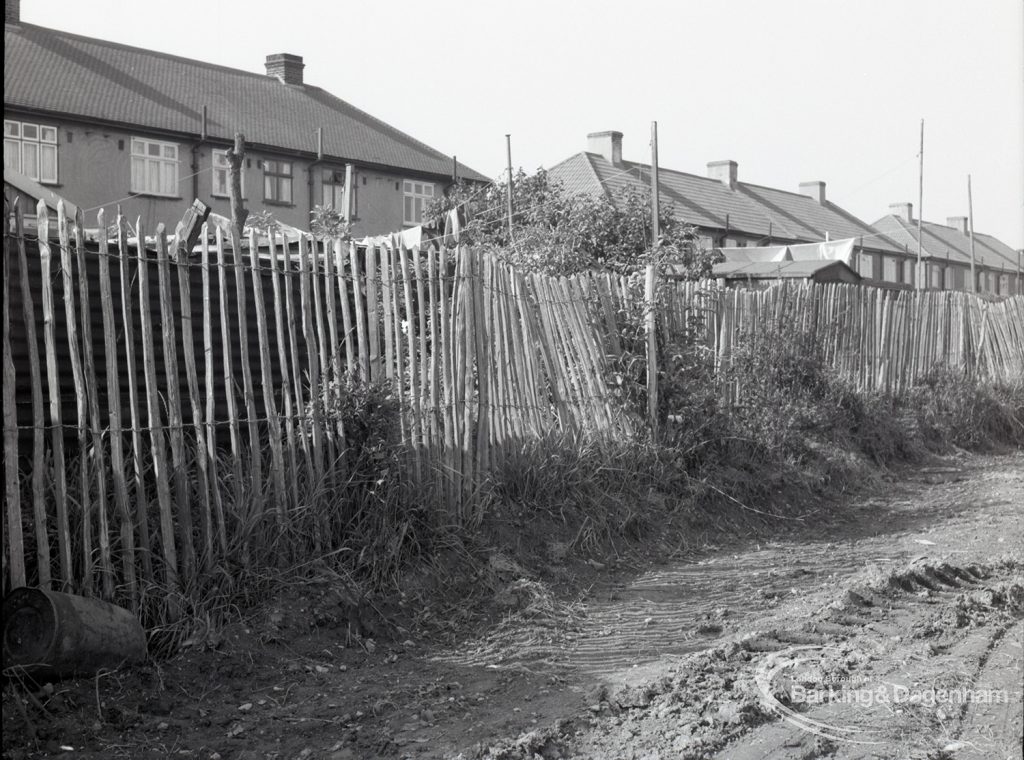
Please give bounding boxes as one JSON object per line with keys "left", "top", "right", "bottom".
{"left": 858, "top": 252, "right": 874, "bottom": 279}
{"left": 212, "top": 149, "right": 244, "bottom": 197}
{"left": 403, "top": 180, "right": 434, "bottom": 225}
{"left": 263, "top": 160, "right": 293, "bottom": 203}
{"left": 4, "top": 119, "right": 59, "bottom": 183}
{"left": 130, "top": 137, "right": 179, "bottom": 196}
{"left": 323, "top": 169, "right": 346, "bottom": 213}
{"left": 882, "top": 256, "right": 898, "bottom": 282}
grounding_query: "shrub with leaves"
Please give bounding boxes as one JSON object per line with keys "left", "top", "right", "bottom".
{"left": 426, "top": 170, "right": 721, "bottom": 278}
{"left": 310, "top": 203, "right": 352, "bottom": 240}
{"left": 245, "top": 209, "right": 279, "bottom": 235}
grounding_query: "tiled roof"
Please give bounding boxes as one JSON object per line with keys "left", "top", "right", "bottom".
{"left": 4, "top": 22, "right": 489, "bottom": 182}
{"left": 547, "top": 151, "right": 906, "bottom": 255}
{"left": 870, "top": 215, "right": 1019, "bottom": 270}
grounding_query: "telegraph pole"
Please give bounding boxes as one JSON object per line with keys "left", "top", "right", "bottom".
{"left": 647, "top": 121, "right": 660, "bottom": 436}
{"left": 968, "top": 174, "right": 978, "bottom": 293}
{"left": 917, "top": 119, "right": 924, "bottom": 289}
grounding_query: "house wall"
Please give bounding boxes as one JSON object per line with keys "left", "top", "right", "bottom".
{"left": 6, "top": 111, "right": 450, "bottom": 236}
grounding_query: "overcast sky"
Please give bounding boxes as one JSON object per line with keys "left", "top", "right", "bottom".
{"left": 21, "top": 0, "right": 1024, "bottom": 249}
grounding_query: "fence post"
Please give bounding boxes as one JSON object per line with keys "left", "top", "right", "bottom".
{"left": 3, "top": 197, "right": 26, "bottom": 590}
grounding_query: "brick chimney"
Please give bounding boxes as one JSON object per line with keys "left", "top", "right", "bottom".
{"left": 799, "top": 181, "right": 827, "bottom": 204}
{"left": 947, "top": 216, "right": 969, "bottom": 234}
{"left": 6, "top": 0, "right": 20, "bottom": 24}
{"left": 587, "top": 131, "right": 623, "bottom": 166}
{"left": 707, "top": 160, "right": 738, "bottom": 190}
{"left": 265, "top": 53, "right": 304, "bottom": 85}
{"left": 889, "top": 202, "right": 914, "bottom": 222}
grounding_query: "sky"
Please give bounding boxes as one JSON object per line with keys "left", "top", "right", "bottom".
{"left": 18, "top": 0, "right": 1024, "bottom": 249}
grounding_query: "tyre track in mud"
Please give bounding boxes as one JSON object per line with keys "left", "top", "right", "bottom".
{"left": 456, "top": 451, "right": 1023, "bottom": 760}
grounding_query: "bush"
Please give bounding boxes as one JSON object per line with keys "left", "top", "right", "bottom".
{"left": 426, "top": 171, "right": 721, "bottom": 278}
{"left": 908, "top": 371, "right": 1024, "bottom": 450}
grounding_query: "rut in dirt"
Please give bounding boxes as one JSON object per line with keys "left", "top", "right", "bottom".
{"left": 436, "top": 456, "right": 1022, "bottom": 683}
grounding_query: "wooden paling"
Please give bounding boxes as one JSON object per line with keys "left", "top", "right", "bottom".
{"left": 15, "top": 205, "right": 51, "bottom": 589}
{"left": 97, "top": 211, "right": 137, "bottom": 604}
{"left": 266, "top": 229, "right": 300, "bottom": 512}
{"left": 56, "top": 202, "right": 91, "bottom": 594}
{"left": 74, "top": 210, "right": 114, "bottom": 598}
{"left": 119, "top": 214, "right": 152, "bottom": 584}
{"left": 216, "top": 227, "right": 244, "bottom": 515}
{"left": 176, "top": 221, "right": 214, "bottom": 571}
{"left": 200, "top": 229, "right": 228, "bottom": 557}
{"left": 229, "top": 223, "right": 262, "bottom": 515}
{"left": 156, "top": 227, "right": 196, "bottom": 580}
{"left": 298, "top": 234, "right": 325, "bottom": 481}
{"left": 135, "top": 219, "right": 179, "bottom": 593}
{"left": 3, "top": 199, "right": 25, "bottom": 589}
{"left": 37, "top": 200, "right": 72, "bottom": 581}
{"left": 281, "top": 230, "right": 315, "bottom": 484}
{"left": 247, "top": 229, "right": 286, "bottom": 523}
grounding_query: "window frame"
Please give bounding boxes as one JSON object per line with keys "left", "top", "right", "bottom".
{"left": 402, "top": 179, "right": 435, "bottom": 226}
{"left": 857, "top": 251, "right": 874, "bottom": 279}
{"left": 4, "top": 118, "right": 59, "bottom": 184}
{"left": 322, "top": 169, "right": 346, "bottom": 213}
{"left": 130, "top": 137, "right": 180, "bottom": 197}
{"left": 263, "top": 159, "right": 294, "bottom": 205}
{"left": 212, "top": 148, "right": 245, "bottom": 199}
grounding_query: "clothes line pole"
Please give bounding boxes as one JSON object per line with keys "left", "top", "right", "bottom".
{"left": 917, "top": 118, "right": 924, "bottom": 290}
{"left": 646, "top": 120, "right": 660, "bottom": 437}
{"left": 968, "top": 174, "right": 977, "bottom": 293}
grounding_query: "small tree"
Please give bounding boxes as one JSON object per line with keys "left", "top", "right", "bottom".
{"left": 425, "top": 169, "right": 721, "bottom": 279}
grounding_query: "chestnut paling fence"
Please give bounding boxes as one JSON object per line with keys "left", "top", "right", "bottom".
{"left": 3, "top": 199, "right": 1023, "bottom": 610}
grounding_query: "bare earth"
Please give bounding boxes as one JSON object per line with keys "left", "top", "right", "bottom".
{"left": 4, "top": 450, "right": 1023, "bottom": 760}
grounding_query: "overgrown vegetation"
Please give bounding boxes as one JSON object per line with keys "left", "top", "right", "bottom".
{"left": 426, "top": 170, "right": 722, "bottom": 278}
{"left": 40, "top": 311, "right": 1021, "bottom": 655}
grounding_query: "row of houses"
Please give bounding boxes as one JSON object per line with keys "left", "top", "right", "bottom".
{"left": 549, "top": 131, "right": 1022, "bottom": 295}
{"left": 5, "top": 0, "right": 1022, "bottom": 295}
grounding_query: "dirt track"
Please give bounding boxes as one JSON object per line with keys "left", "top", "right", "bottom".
{"left": 3, "top": 451, "right": 1022, "bottom": 760}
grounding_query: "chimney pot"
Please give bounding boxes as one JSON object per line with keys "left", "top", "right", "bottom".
{"left": 265, "top": 53, "right": 304, "bottom": 85}
{"left": 946, "top": 216, "right": 969, "bottom": 235}
{"left": 586, "top": 131, "right": 623, "bottom": 166}
{"left": 707, "top": 160, "right": 738, "bottom": 190}
{"left": 5, "top": 0, "right": 20, "bottom": 24}
{"left": 799, "top": 181, "right": 826, "bottom": 204}
{"left": 889, "top": 202, "right": 914, "bottom": 222}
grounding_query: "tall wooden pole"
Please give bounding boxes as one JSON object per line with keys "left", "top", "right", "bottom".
{"left": 917, "top": 118, "right": 924, "bottom": 290}
{"left": 505, "top": 134, "right": 514, "bottom": 242}
{"left": 226, "top": 133, "right": 248, "bottom": 235}
{"left": 646, "top": 121, "right": 660, "bottom": 436}
{"left": 967, "top": 174, "right": 978, "bottom": 293}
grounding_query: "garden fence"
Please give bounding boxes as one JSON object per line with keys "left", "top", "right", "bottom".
{"left": 3, "top": 199, "right": 1022, "bottom": 607}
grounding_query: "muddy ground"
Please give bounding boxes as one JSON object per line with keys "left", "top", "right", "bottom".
{"left": 3, "top": 450, "right": 1023, "bottom": 760}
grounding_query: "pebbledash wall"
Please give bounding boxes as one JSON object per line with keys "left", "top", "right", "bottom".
{"left": 3, "top": 109, "right": 447, "bottom": 237}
